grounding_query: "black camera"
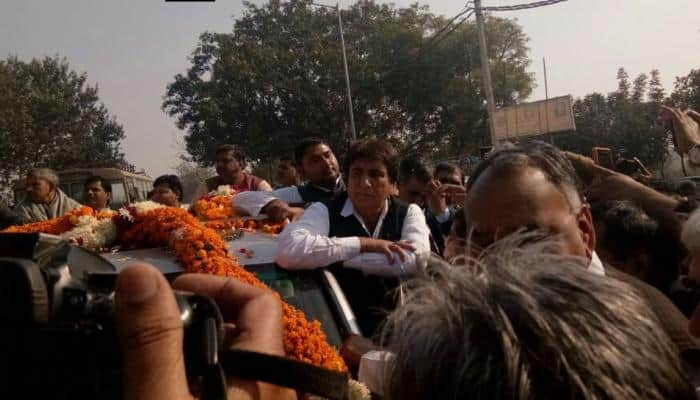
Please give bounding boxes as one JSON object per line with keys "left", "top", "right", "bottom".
{"left": 0, "top": 233, "right": 225, "bottom": 399}
{"left": 0, "top": 233, "right": 351, "bottom": 400}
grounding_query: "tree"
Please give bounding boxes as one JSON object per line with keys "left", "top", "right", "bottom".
{"left": 616, "top": 67, "right": 630, "bottom": 100}
{"left": 0, "top": 56, "right": 128, "bottom": 195}
{"left": 174, "top": 160, "right": 213, "bottom": 203}
{"left": 556, "top": 68, "right": 668, "bottom": 167}
{"left": 648, "top": 69, "right": 665, "bottom": 105}
{"left": 632, "top": 73, "right": 648, "bottom": 103}
{"left": 670, "top": 69, "right": 700, "bottom": 110}
{"left": 163, "top": 0, "right": 534, "bottom": 166}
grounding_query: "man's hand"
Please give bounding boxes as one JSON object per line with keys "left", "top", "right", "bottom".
{"left": 115, "top": 263, "right": 295, "bottom": 400}
{"left": 340, "top": 334, "right": 380, "bottom": 371}
{"left": 262, "top": 199, "right": 304, "bottom": 223}
{"left": 438, "top": 184, "right": 467, "bottom": 207}
{"left": 359, "top": 237, "right": 415, "bottom": 264}
{"left": 426, "top": 180, "right": 448, "bottom": 215}
{"left": 586, "top": 171, "right": 678, "bottom": 211}
{"left": 563, "top": 151, "right": 615, "bottom": 185}
{"left": 661, "top": 105, "right": 700, "bottom": 155}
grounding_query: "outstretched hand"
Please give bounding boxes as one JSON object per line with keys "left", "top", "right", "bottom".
{"left": 263, "top": 199, "right": 304, "bottom": 223}
{"left": 660, "top": 105, "right": 700, "bottom": 155}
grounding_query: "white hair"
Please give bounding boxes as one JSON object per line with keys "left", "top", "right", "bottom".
{"left": 28, "top": 168, "right": 59, "bottom": 188}
{"left": 382, "top": 234, "right": 694, "bottom": 400}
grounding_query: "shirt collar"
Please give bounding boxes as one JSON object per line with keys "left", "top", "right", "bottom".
{"left": 340, "top": 197, "right": 389, "bottom": 238}
{"left": 588, "top": 251, "right": 606, "bottom": 276}
{"left": 307, "top": 177, "right": 344, "bottom": 193}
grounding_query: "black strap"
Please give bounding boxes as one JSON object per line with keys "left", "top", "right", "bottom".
{"left": 219, "top": 349, "right": 349, "bottom": 400}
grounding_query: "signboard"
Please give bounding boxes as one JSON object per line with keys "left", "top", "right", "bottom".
{"left": 492, "top": 95, "right": 576, "bottom": 140}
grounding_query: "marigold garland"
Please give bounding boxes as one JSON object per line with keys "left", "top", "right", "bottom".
{"left": 195, "top": 190, "right": 284, "bottom": 235}
{"left": 202, "top": 218, "right": 284, "bottom": 235}
{"left": 117, "top": 206, "right": 346, "bottom": 372}
{"left": 4, "top": 206, "right": 96, "bottom": 234}
{"left": 4, "top": 202, "right": 346, "bottom": 372}
{"left": 194, "top": 194, "right": 238, "bottom": 221}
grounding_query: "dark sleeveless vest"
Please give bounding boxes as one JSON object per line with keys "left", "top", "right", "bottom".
{"left": 205, "top": 173, "right": 262, "bottom": 193}
{"left": 296, "top": 180, "right": 346, "bottom": 205}
{"left": 324, "top": 192, "right": 408, "bottom": 338}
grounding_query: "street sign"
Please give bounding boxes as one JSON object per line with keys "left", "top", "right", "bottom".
{"left": 492, "top": 95, "right": 576, "bottom": 140}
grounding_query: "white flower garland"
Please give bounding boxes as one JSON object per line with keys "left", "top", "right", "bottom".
{"left": 213, "top": 185, "right": 236, "bottom": 196}
{"left": 60, "top": 215, "right": 117, "bottom": 251}
{"left": 60, "top": 201, "right": 166, "bottom": 251}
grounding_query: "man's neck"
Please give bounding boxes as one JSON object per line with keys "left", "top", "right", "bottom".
{"left": 309, "top": 177, "right": 339, "bottom": 191}
{"left": 40, "top": 191, "right": 57, "bottom": 205}
{"left": 219, "top": 172, "right": 245, "bottom": 185}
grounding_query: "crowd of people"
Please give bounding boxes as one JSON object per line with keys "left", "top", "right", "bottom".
{"left": 6, "top": 105, "right": 700, "bottom": 398}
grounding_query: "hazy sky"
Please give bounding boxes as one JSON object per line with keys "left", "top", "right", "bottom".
{"left": 1, "top": 0, "right": 698, "bottom": 177}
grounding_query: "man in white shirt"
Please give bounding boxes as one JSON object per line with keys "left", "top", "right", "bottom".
{"left": 232, "top": 137, "right": 345, "bottom": 221}
{"left": 275, "top": 138, "right": 430, "bottom": 338}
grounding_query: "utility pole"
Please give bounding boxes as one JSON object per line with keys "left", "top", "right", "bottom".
{"left": 336, "top": 3, "right": 357, "bottom": 141}
{"left": 313, "top": 2, "right": 357, "bottom": 141}
{"left": 474, "top": 0, "right": 498, "bottom": 148}
{"left": 544, "top": 57, "right": 553, "bottom": 144}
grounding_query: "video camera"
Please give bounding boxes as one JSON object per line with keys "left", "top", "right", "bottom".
{"left": 0, "top": 233, "right": 349, "bottom": 400}
{"left": 0, "top": 232, "right": 225, "bottom": 399}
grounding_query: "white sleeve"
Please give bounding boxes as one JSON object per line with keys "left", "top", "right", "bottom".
{"left": 344, "top": 204, "right": 430, "bottom": 277}
{"left": 275, "top": 202, "right": 361, "bottom": 269}
{"left": 273, "top": 186, "right": 304, "bottom": 204}
{"left": 232, "top": 191, "right": 278, "bottom": 217}
{"left": 232, "top": 187, "right": 304, "bottom": 217}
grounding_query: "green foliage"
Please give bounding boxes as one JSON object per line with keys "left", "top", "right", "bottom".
{"left": 556, "top": 68, "right": 668, "bottom": 167}
{"left": 0, "top": 56, "right": 128, "bottom": 194}
{"left": 670, "top": 69, "right": 700, "bottom": 110}
{"left": 163, "top": 0, "right": 534, "bottom": 165}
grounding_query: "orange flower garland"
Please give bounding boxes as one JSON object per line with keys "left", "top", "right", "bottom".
{"left": 5, "top": 203, "right": 346, "bottom": 372}
{"left": 3, "top": 206, "right": 97, "bottom": 234}
{"left": 194, "top": 194, "right": 238, "bottom": 220}
{"left": 195, "top": 192, "right": 284, "bottom": 235}
{"left": 202, "top": 218, "right": 285, "bottom": 235}
{"left": 117, "top": 206, "right": 347, "bottom": 372}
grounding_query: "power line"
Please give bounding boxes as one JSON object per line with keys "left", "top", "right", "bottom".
{"left": 416, "top": 10, "right": 475, "bottom": 59}
{"left": 482, "top": 0, "right": 567, "bottom": 12}
{"left": 429, "top": 7, "right": 472, "bottom": 43}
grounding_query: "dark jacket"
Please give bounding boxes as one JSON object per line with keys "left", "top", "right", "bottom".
{"left": 325, "top": 192, "right": 409, "bottom": 339}
{"left": 607, "top": 267, "right": 700, "bottom": 366}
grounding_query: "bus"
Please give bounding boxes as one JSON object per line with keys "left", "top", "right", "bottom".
{"left": 14, "top": 168, "right": 154, "bottom": 208}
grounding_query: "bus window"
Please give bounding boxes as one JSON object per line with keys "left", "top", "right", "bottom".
{"left": 110, "top": 181, "right": 128, "bottom": 206}
{"left": 70, "top": 183, "right": 84, "bottom": 201}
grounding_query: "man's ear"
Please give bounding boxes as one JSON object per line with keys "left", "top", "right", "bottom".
{"left": 578, "top": 204, "right": 596, "bottom": 258}
{"left": 296, "top": 164, "right": 306, "bottom": 181}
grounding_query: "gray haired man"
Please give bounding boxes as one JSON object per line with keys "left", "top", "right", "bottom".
{"left": 383, "top": 239, "right": 696, "bottom": 399}
{"left": 14, "top": 168, "right": 81, "bottom": 223}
